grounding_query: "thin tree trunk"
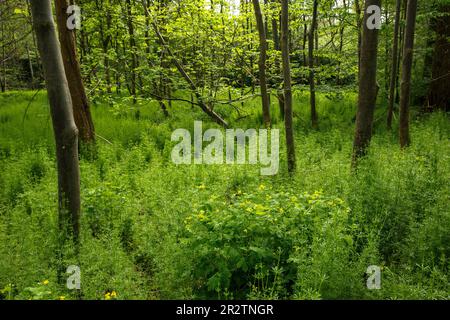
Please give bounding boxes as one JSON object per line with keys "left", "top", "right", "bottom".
{"left": 302, "top": 15, "right": 308, "bottom": 67}
{"left": 387, "top": 0, "right": 401, "bottom": 129}
{"left": 26, "top": 44, "right": 35, "bottom": 90}
{"left": 384, "top": 6, "right": 390, "bottom": 93}
{"left": 125, "top": 0, "right": 137, "bottom": 104}
{"left": 314, "top": 20, "right": 319, "bottom": 66}
{"left": 309, "top": 0, "right": 319, "bottom": 129}
{"left": 355, "top": 0, "right": 363, "bottom": 72}
{"left": 252, "top": 0, "right": 271, "bottom": 127}
{"left": 247, "top": 0, "right": 256, "bottom": 94}
{"left": 271, "top": 0, "right": 285, "bottom": 120}
{"left": 399, "top": 0, "right": 418, "bottom": 148}
{"left": 395, "top": 0, "right": 407, "bottom": 104}
{"left": 1, "top": 7, "right": 6, "bottom": 93}
{"left": 264, "top": 0, "right": 269, "bottom": 38}
{"left": 55, "top": 0, "right": 96, "bottom": 145}
{"left": 352, "top": 0, "right": 381, "bottom": 167}
{"left": 336, "top": 0, "right": 346, "bottom": 86}
{"left": 114, "top": 35, "right": 121, "bottom": 94}
{"left": 281, "top": 0, "right": 296, "bottom": 173}
{"left": 30, "top": 0, "right": 81, "bottom": 249}
{"left": 104, "top": 6, "right": 112, "bottom": 94}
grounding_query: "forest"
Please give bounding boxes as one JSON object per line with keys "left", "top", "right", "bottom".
{"left": 0, "top": 0, "right": 449, "bottom": 301}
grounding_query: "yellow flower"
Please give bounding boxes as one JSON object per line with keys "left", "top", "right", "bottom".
{"left": 58, "top": 296, "right": 65, "bottom": 300}
{"left": 105, "top": 292, "right": 111, "bottom": 300}
{"left": 258, "top": 184, "right": 266, "bottom": 191}
{"left": 254, "top": 204, "right": 267, "bottom": 215}
{"left": 311, "top": 190, "right": 323, "bottom": 200}
{"left": 42, "top": 280, "right": 49, "bottom": 285}
{"left": 197, "top": 211, "right": 207, "bottom": 221}
{"left": 111, "top": 291, "right": 117, "bottom": 298}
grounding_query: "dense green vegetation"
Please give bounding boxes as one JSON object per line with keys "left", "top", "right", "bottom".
{"left": 0, "top": 91, "right": 448, "bottom": 300}
{"left": 0, "top": 0, "right": 449, "bottom": 302}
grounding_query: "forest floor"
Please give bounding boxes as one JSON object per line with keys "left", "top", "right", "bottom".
{"left": 0, "top": 90, "right": 449, "bottom": 300}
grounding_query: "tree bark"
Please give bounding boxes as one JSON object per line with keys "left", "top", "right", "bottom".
{"left": 55, "top": 0, "right": 96, "bottom": 145}
{"left": 387, "top": 0, "right": 401, "bottom": 129}
{"left": 1, "top": 6, "right": 6, "bottom": 93}
{"left": 427, "top": 4, "right": 450, "bottom": 112}
{"left": 355, "top": 0, "right": 363, "bottom": 71}
{"left": 309, "top": 0, "right": 319, "bottom": 129}
{"left": 30, "top": 0, "right": 81, "bottom": 243}
{"left": 399, "top": 0, "right": 418, "bottom": 148}
{"left": 252, "top": 0, "right": 271, "bottom": 128}
{"left": 352, "top": 0, "right": 381, "bottom": 167}
{"left": 271, "top": 0, "right": 285, "bottom": 120}
{"left": 281, "top": 0, "right": 296, "bottom": 173}
{"left": 395, "top": 0, "right": 407, "bottom": 104}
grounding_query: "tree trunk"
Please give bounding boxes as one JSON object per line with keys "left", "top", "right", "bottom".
{"left": 1, "top": 7, "right": 6, "bottom": 93}
{"left": 302, "top": 15, "right": 308, "bottom": 67}
{"left": 271, "top": 1, "right": 285, "bottom": 120}
{"left": 355, "top": 0, "right": 363, "bottom": 71}
{"left": 104, "top": 5, "right": 112, "bottom": 94}
{"left": 387, "top": 0, "right": 401, "bottom": 129}
{"left": 336, "top": 0, "right": 347, "bottom": 86}
{"left": 384, "top": 6, "right": 390, "bottom": 94}
{"left": 427, "top": 4, "right": 450, "bottom": 112}
{"left": 395, "top": 0, "right": 407, "bottom": 104}
{"left": 309, "top": 0, "right": 319, "bottom": 129}
{"left": 281, "top": 0, "right": 296, "bottom": 173}
{"left": 26, "top": 44, "right": 35, "bottom": 90}
{"left": 252, "top": 0, "right": 271, "bottom": 128}
{"left": 125, "top": 0, "right": 138, "bottom": 104}
{"left": 55, "top": 0, "right": 96, "bottom": 145}
{"left": 399, "top": 0, "right": 418, "bottom": 148}
{"left": 352, "top": 0, "right": 381, "bottom": 167}
{"left": 30, "top": 0, "right": 81, "bottom": 245}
